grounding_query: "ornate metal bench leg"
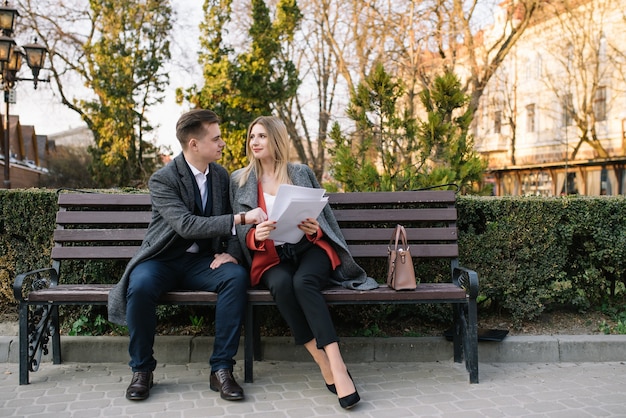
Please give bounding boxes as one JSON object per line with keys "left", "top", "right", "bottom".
{"left": 18, "top": 302, "right": 29, "bottom": 385}
{"left": 27, "top": 304, "right": 56, "bottom": 380}
{"left": 466, "top": 297, "right": 479, "bottom": 384}
{"left": 451, "top": 304, "right": 463, "bottom": 363}
{"left": 19, "top": 302, "right": 56, "bottom": 385}
{"left": 51, "top": 306, "right": 61, "bottom": 364}
{"left": 14, "top": 268, "right": 59, "bottom": 384}
{"left": 452, "top": 266, "right": 480, "bottom": 383}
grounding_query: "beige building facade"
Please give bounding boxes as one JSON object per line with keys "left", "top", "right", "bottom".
{"left": 474, "top": 0, "right": 626, "bottom": 195}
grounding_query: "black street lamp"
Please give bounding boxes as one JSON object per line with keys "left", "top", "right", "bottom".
{"left": 0, "top": 2, "right": 48, "bottom": 189}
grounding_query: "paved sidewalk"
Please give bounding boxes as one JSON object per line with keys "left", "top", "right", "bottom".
{"left": 1, "top": 360, "right": 625, "bottom": 417}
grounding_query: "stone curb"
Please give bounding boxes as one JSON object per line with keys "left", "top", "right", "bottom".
{"left": 1, "top": 334, "right": 625, "bottom": 365}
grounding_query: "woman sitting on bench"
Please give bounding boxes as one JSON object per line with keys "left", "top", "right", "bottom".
{"left": 230, "top": 116, "right": 376, "bottom": 409}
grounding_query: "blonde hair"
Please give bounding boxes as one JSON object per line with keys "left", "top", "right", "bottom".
{"left": 236, "top": 116, "right": 291, "bottom": 187}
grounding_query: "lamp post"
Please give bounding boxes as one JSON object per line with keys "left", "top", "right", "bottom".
{"left": 564, "top": 121, "right": 568, "bottom": 195}
{"left": 0, "top": 2, "right": 48, "bottom": 189}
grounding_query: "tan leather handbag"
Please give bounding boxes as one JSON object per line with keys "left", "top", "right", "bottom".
{"left": 386, "top": 224, "right": 417, "bottom": 290}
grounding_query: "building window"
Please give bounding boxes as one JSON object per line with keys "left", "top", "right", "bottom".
{"left": 562, "top": 93, "right": 573, "bottom": 127}
{"left": 594, "top": 86, "right": 606, "bottom": 122}
{"left": 494, "top": 110, "right": 502, "bottom": 134}
{"left": 561, "top": 172, "right": 578, "bottom": 195}
{"left": 526, "top": 104, "right": 535, "bottom": 132}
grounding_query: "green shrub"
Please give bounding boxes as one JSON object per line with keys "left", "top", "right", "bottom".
{"left": 458, "top": 195, "right": 626, "bottom": 326}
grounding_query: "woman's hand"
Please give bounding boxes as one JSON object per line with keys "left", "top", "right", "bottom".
{"left": 254, "top": 220, "right": 277, "bottom": 241}
{"left": 299, "top": 217, "right": 319, "bottom": 236}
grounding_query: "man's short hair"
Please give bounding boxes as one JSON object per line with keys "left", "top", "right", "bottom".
{"left": 175, "top": 109, "right": 220, "bottom": 146}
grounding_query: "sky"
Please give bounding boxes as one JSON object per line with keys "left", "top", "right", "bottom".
{"left": 12, "top": 1, "right": 203, "bottom": 155}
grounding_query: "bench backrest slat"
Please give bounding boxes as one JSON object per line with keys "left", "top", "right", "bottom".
{"left": 348, "top": 244, "right": 459, "bottom": 258}
{"left": 56, "top": 211, "right": 152, "bottom": 225}
{"left": 340, "top": 227, "right": 457, "bottom": 241}
{"left": 57, "top": 193, "right": 152, "bottom": 207}
{"left": 51, "top": 246, "right": 142, "bottom": 260}
{"left": 54, "top": 229, "right": 147, "bottom": 242}
{"left": 333, "top": 208, "right": 457, "bottom": 222}
{"left": 327, "top": 190, "right": 456, "bottom": 205}
{"left": 51, "top": 191, "right": 459, "bottom": 263}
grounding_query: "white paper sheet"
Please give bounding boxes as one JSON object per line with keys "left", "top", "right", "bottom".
{"left": 268, "top": 184, "right": 328, "bottom": 244}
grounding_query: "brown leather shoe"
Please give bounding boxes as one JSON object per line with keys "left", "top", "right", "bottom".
{"left": 209, "top": 369, "right": 244, "bottom": 401}
{"left": 125, "top": 371, "right": 153, "bottom": 401}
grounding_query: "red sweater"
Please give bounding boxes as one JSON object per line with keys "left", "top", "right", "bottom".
{"left": 246, "top": 182, "right": 341, "bottom": 287}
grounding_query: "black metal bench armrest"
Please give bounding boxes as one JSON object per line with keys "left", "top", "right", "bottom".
{"left": 452, "top": 266, "right": 479, "bottom": 299}
{"left": 13, "top": 267, "right": 59, "bottom": 302}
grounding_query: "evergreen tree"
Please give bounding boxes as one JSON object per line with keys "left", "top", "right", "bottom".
{"left": 329, "top": 63, "right": 420, "bottom": 191}
{"left": 330, "top": 67, "right": 486, "bottom": 193}
{"left": 417, "top": 71, "right": 487, "bottom": 194}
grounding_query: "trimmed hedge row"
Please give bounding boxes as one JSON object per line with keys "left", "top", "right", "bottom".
{"left": 1, "top": 189, "right": 625, "bottom": 328}
{"left": 458, "top": 195, "right": 626, "bottom": 324}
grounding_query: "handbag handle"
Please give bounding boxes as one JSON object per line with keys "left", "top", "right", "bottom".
{"left": 388, "top": 224, "right": 409, "bottom": 252}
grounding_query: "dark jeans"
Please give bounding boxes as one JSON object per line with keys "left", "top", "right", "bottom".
{"left": 262, "top": 239, "right": 337, "bottom": 348}
{"left": 126, "top": 252, "right": 248, "bottom": 373}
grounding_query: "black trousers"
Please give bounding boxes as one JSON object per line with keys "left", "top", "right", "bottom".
{"left": 261, "top": 239, "right": 337, "bottom": 348}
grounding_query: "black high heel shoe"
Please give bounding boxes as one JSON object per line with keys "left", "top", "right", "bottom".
{"left": 337, "top": 371, "right": 359, "bottom": 409}
{"left": 325, "top": 370, "right": 351, "bottom": 394}
{"left": 339, "top": 391, "right": 360, "bottom": 409}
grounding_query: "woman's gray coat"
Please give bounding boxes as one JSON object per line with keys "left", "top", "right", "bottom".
{"left": 229, "top": 163, "right": 377, "bottom": 290}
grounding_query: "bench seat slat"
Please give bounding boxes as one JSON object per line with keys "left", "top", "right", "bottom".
{"left": 27, "top": 284, "right": 219, "bottom": 304}
{"left": 251, "top": 283, "right": 465, "bottom": 302}
{"left": 27, "top": 285, "right": 112, "bottom": 303}
{"left": 321, "top": 283, "right": 466, "bottom": 302}
{"left": 27, "top": 283, "right": 465, "bottom": 305}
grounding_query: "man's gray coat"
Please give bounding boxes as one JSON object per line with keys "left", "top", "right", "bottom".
{"left": 107, "top": 153, "right": 242, "bottom": 325}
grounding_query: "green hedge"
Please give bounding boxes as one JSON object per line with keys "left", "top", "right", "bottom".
{"left": 458, "top": 195, "right": 626, "bottom": 325}
{"left": 1, "top": 189, "right": 625, "bottom": 330}
{"left": 0, "top": 189, "right": 58, "bottom": 304}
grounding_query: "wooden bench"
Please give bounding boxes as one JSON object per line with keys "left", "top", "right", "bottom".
{"left": 13, "top": 190, "right": 479, "bottom": 386}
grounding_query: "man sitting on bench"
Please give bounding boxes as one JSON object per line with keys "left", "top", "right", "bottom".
{"left": 107, "top": 109, "right": 266, "bottom": 402}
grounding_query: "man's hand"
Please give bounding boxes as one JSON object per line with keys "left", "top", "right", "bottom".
{"left": 245, "top": 207, "right": 268, "bottom": 225}
{"left": 210, "top": 252, "right": 237, "bottom": 269}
